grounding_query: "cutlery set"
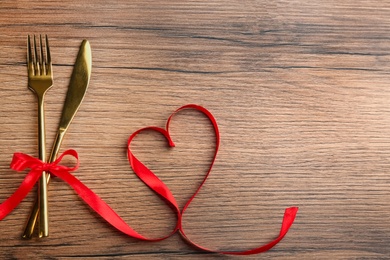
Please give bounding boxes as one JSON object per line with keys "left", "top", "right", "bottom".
{"left": 23, "top": 35, "right": 92, "bottom": 238}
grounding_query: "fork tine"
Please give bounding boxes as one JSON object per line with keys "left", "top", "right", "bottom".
{"left": 27, "top": 35, "right": 34, "bottom": 75}
{"left": 40, "top": 35, "right": 46, "bottom": 75}
{"left": 27, "top": 35, "right": 31, "bottom": 63}
{"left": 33, "top": 35, "right": 40, "bottom": 75}
{"left": 45, "top": 35, "right": 51, "bottom": 74}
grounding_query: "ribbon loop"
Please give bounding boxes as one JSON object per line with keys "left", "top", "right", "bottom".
{"left": 51, "top": 149, "right": 80, "bottom": 172}
{"left": 10, "top": 152, "right": 43, "bottom": 172}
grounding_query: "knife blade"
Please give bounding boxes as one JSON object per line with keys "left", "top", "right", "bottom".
{"left": 22, "top": 40, "right": 92, "bottom": 239}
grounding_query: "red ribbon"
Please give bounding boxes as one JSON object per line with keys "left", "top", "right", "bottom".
{"left": 127, "top": 104, "right": 298, "bottom": 254}
{"left": 1, "top": 104, "right": 297, "bottom": 255}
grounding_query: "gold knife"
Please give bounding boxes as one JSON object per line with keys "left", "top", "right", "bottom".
{"left": 22, "top": 40, "right": 92, "bottom": 239}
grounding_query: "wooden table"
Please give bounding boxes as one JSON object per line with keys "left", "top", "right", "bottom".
{"left": 1, "top": 1, "right": 390, "bottom": 259}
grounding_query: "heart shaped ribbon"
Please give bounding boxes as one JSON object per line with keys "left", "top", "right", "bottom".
{"left": 127, "top": 104, "right": 298, "bottom": 254}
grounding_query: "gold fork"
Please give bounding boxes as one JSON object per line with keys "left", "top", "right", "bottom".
{"left": 27, "top": 35, "right": 52, "bottom": 237}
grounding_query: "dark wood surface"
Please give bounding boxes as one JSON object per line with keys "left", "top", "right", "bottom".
{"left": 1, "top": 1, "right": 390, "bottom": 259}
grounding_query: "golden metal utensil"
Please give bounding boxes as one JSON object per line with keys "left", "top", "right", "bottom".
{"left": 26, "top": 35, "right": 52, "bottom": 237}
{"left": 22, "top": 40, "right": 92, "bottom": 239}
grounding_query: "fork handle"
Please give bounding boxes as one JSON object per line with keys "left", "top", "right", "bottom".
{"left": 22, "top": 96, "right": 49, "bottom": 238}
{"left": 37, "top": 96, "right": 49, "bottom": 238}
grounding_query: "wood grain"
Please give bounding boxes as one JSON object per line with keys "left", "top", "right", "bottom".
{"left": 1, "top": 0, "right": 390, "bottom": 258}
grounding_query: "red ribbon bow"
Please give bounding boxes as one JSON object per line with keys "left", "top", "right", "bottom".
{"left": 0, "top": 150, "right": 79, "bottom": 220}
{"left": 0, "top": 104, "right": 298, "bottom": 255}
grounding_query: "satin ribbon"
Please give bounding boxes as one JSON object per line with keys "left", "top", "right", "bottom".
{"left": 127, "top": 104, "right": 298, "bottom": 254}
{"left": 1, "top": 104, "right": 298, "bottom": 255}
